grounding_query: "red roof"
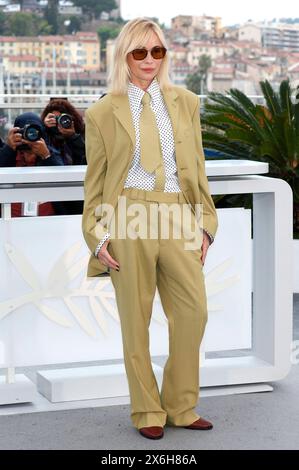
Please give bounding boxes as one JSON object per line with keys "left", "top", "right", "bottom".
{"left": 0, "top": 33, "right": 99, "bottom": 43}
{"left": 171, "top": 45, "right": 188, "bottom": 52}
{"left": 210, "top": 66, "right": 234, "bottom": 74}
{"left": 8, "top": 54, "right": 40, "bottom": 62}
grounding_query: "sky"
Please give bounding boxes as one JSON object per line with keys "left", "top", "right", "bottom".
{"left": 121, "top": 0, "right": 299, "bottom": 27}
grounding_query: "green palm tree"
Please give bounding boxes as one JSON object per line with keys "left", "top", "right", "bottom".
{"left": 201, "top": 79, "right": 299, "bottom": 234}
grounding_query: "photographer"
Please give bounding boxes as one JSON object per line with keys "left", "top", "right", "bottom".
{"left": 41, "top": 99, "right": 86, "bottom": 215}
{"left": 0, "top": 112, "right": 63, "bottom": 167}
{"left": 41, "top": 98, "right": 86, "bottom": 166}
{"left": 0, "top": 112, "right": 64, "bottom": 217}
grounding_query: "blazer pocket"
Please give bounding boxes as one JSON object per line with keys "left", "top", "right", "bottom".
{"left": 107, "top": 240, "right": 114, "bottom": 257}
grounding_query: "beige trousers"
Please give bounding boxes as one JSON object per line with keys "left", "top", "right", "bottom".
{"left": 108, "top": 187, "right": 208, "bottom": 429}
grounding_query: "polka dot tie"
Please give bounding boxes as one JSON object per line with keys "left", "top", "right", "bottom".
{"left": 140, "top": 92, "right": 165, "bottom": 190}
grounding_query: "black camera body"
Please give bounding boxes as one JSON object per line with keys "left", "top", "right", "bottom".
{"left": 19, "top": 123, "right": 42, "bottom": 142}
{"left": 56, "top": 113, "right": 73, "bottom": 129}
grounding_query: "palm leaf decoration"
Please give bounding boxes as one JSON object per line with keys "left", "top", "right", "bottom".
{"left": 202, "top": 79, "right": 299, "bottom": 234}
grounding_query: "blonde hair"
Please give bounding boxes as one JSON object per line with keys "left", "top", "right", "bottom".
{"left": 108, "top": 17, "right": 172, "bottom": 95}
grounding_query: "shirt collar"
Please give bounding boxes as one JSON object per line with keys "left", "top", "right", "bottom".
{"left": 128, "top": 78, "right": 162, "bottom": 110}
{"left": 146, "top": 78, "right": 162, "bottom": 105}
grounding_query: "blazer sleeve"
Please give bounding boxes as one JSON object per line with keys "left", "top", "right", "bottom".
{"left": 82, "top": 109, "right": 109, "bottom": 256}
{"left": 192, "top": 97, "right": 218, "bottom": 240}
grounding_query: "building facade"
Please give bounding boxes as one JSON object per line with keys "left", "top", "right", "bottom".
{"left": 239, "top": 22, "right": 299, "bottom": 52}
{"left": 0, "top": 32, "right": 100, "bottom": 72}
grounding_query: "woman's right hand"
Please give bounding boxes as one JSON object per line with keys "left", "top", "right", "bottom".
{"left": 97, "top": 239, "right": 120, "bottom": 271}
{"left": 44, "top": 113, "right": 57, "bottom": 128}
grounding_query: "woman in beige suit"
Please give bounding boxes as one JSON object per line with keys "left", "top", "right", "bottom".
{"left": 82, "top": 18, "right": 218, "bottom": 440}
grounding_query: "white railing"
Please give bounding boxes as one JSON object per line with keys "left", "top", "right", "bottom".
{"left": 0, "top": 94, "right": 98, "bottom": 108}
{"left": 0, "top": 93, "right": 266, "bottom": 133}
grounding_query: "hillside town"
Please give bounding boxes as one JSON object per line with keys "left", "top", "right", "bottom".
{"left": 1, "top": 0, "right": 299, "bottom": 95}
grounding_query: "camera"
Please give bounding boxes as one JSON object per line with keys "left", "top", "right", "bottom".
{"left": 56, "top": 113, "right": 73, "bottom": 129}
{"left": 19, "top": 123, "right": 42, "bottom": 142}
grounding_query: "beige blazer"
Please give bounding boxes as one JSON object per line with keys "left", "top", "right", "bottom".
{"left": 82, "top": 85, "right": 218, "bottom": 277}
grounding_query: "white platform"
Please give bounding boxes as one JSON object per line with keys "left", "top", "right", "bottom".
{"left": 37, "top": 363, "right": 164, "bottom": 403}
{"left": 0, "top": 365, "right": 274, "bottom": 417}
{"left": 0, "top": 374, "right": 35, "bottom": 405}
{"left": 0, "top": 159, "right": 269, "bottom": 186}
{"left": 200, "top": 383, "right": 273, "bottom": 396}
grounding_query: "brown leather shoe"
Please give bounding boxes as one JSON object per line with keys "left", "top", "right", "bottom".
{"left": 184, "top": 417, "right": 213, "bottom": 430}
{"left": 139, "top": 426, "right": 164, "bottom": 439}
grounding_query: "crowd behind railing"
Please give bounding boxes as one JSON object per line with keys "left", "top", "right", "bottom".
{"left": 0, "top": 97, "right": 88, "bottom": 218}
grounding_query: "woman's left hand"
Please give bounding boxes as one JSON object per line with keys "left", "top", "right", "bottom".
{"left": 201, "top": 231, "right": 211, "bottom": 266}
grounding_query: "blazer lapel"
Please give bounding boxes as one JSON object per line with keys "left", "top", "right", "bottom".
{"left": 111, "top": 87, "right": 179, "bottom": 148}
{"left": 162, "top": 88, "right": 179, "bottom": 137}
{"left": 111, "top": 94, "right": 136, "bottom": 147}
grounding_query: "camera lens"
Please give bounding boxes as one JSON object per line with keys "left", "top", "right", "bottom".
{"left": 57, "top": 114, "right": 72, "bottom": 129}
{"left": 22, "top": 124, "right": 41, "bottom": 142}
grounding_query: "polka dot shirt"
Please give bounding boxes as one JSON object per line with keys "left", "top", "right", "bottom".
{"left": 124, "top": 78, "right": 181, "bottom": 192}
